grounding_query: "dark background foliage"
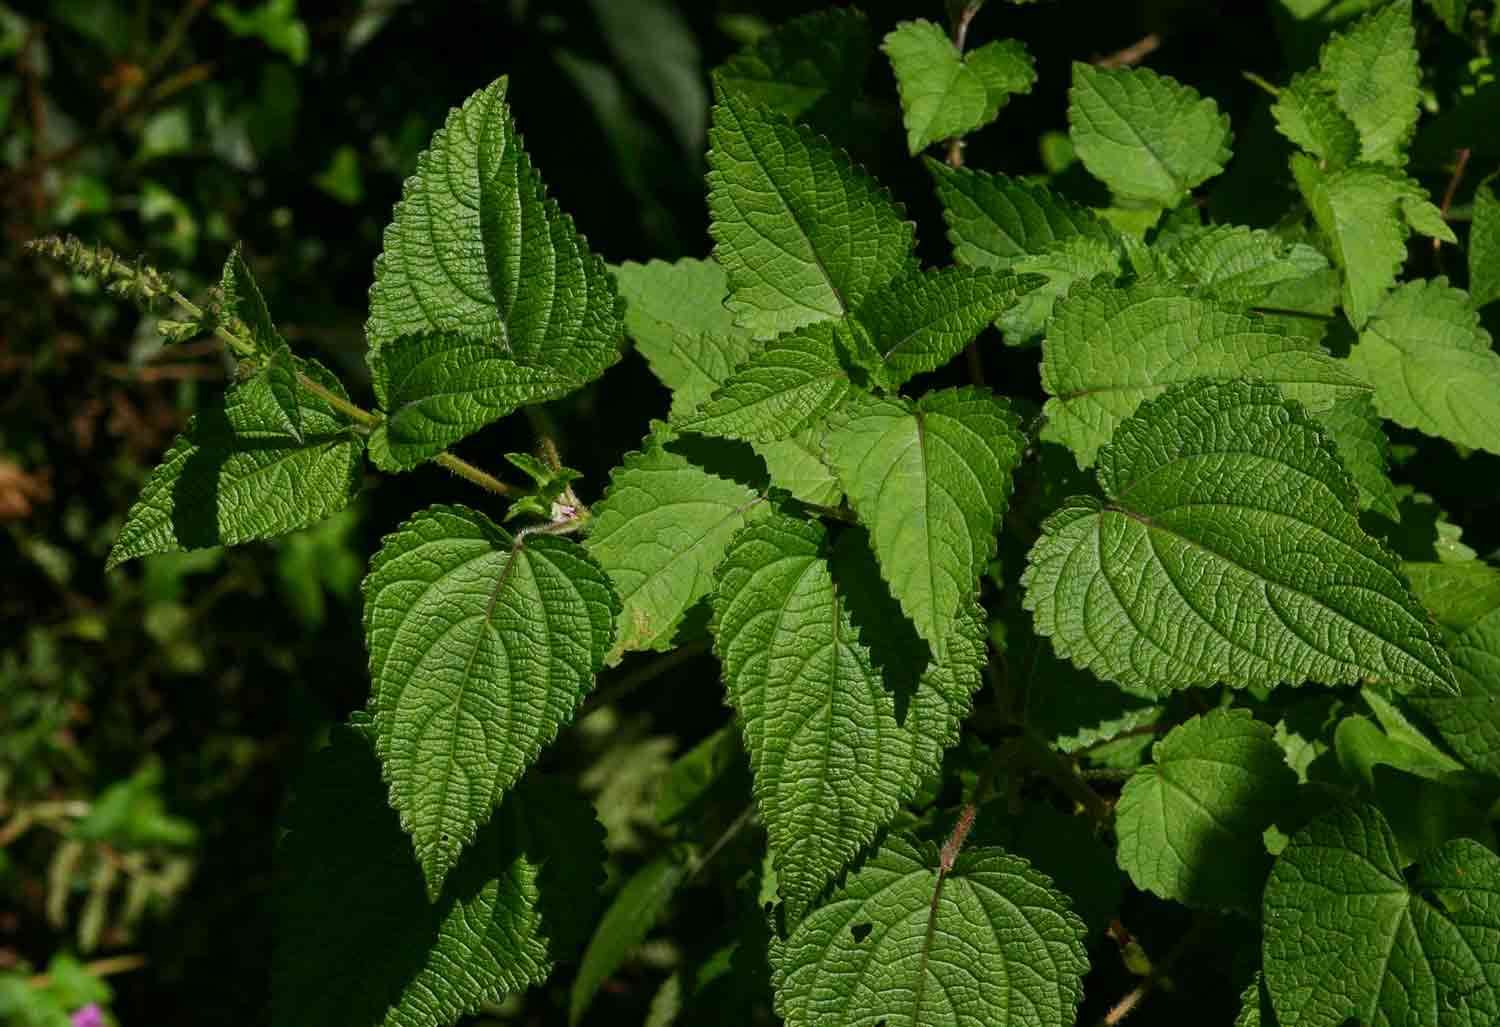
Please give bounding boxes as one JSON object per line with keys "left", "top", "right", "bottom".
{"left": 2, "top": 0, "right": 1495, "bottom": 1024}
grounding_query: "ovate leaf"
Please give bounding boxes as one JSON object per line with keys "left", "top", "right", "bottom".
{"left": 828, "top": 387, "right": 1025, "bottom": 654}
{"left": 1156, "top": 225, "right": 1331, "bottom": 305}
{"left": 928, "top": 161, "right": 1113, "bottom": 267}
{"left": 1040, "top": 281, "right": 1370, "bottom": 467}
{"left": 997, "top": 235, "right": 1124, "bottom": 346}
{"left": 773, "top": 834, "right": 1089, "bottom": 1027}
{"left": 364, "top": 505, "right": 619, "bottom": 895}
{"left": 882, "top": 19, "right": 1035, "bottom": 154}
{"left": 712, "top": 516, "right": 982, "bottom": 921}
{"left": 1317, "top": 0, "right": 1420, "bottom": 165}
{"left": 108, "top": 359, "right": 363, "bottom": 569}
{"left": 1263, "top": 803, "right": 1500, "bottom": 1027}
{"left": 1115, "top": 709, "right": 1298, "bottom": 912}
{"left": 1314, "top": 393, "right": 1401, "bottom": 520}
{"left": 273, "top": 723, "right": 604, "bottom": 1027}
{"left": 1470, "top": 177, "right": 1500, "bottom": 309}
{"left": 707, "top": 84, "right": 914, "bottom": 338}
{"left": 1022, "top": 379, "right": 1454, "bottom": 697}
{"left": 1271, "top": 71, "right": 1361, "bottom": 167}
{"left": 587, "top": 428, "right": 770, "bottom": 660}
{"left": 1068, "top": 63, "right": 1232, "bottom": 208}
{"left": 1348, "top": 277, "right": 1500, "bottom": 456}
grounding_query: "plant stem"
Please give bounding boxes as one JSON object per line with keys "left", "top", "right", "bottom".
{"left": 1016, "top": 727, "right": 1114, "bottom": 822}
{"left": 1434, "top": 147, "right": 1471, "bottom": 272}
{"left": 1096, "top": 917, "right": 1209, "bottom": 1025}
{"left": 578, "top": 640, "right": 711, "bottom": 719}
{"left": 29, "top": 953, "right": 146, "bottom": 987}
{"left": 689, "top": 804, "right": 757, "bottom": 881}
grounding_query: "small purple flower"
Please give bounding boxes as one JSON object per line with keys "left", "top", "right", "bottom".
{"left": 70, "top": 1003, "right": 105, "bottom": 1027}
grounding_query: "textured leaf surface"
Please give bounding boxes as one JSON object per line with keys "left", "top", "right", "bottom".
{"left": 222, "top": 247, "right": 301, "bottom": 441}
{"left": 1039, "top": 281, "right": 1370, "bottom": 467}
{"left": 773, "top": 834, "right": 1089, "bottom": 1027}
{"left": 1271, "top": 71, "right": 1361, "bottom": 167}
{"left": 108, "top": 359, "right": 362, "bottom": 569}
{"left": 1263, "top": 803, "right": 1500, "bottom": 1027}
{"left": 1348, "top": 277, "right": 1500, "bottom": 456}
{"left": 1068, "top": 63, "right": 1231, "bottom": 207}
{"left": 928, "top": 161, "right": 1112, "bottom": 267}
{"left": 1116, "top": 710, "right": 1298, "bottom": 912}
{"left": 364, "top": 505, "right": 618, "bottom": 895}
{"left": 712, "top": 516, "right": 982, "bottom": 921}
{"left": 1022, "top": 379, "right": 1454, "bottom": 697}
{"left": 707, "top": 84, "right": 913, "bottom": 338}
{"left": 828, "top": 388, "right": 1024, "bottom": 654}
{"left": 273, "top": 724, "right": 603, "bottom": 1027}
{"left": 366, "top": 77, "right": 621, "bottom": 415}
{"left": 1318, "top": 1, "right": 1419, "bottom": 165}
{"left": 883, "top": 19, "right": 1034, "bottom": 154}
{"left": 587, "top": 428, "right": 769, "bottom": 660}
{"left": 1156, "top": 226, "right": 1330, "bottom": 305}
{"left": 1472, "top": 178, "right": 1500, "bottom": 309}
{"left": 1408, "top": 562, "right": 1500, "bottom": 776}
{"left": 1314, "top": 393, "right": 1400, "bottom": 520}
{"left": 714, "top": 7, "right": 871, "bottom": 123}
{"left": 856, "top": 267, "right": 1042, "bottom": 384}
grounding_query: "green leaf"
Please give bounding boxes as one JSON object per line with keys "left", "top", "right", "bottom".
{"left": 680, "top": 320, "right": 861, "bottom": 442}
{"left": 1470, "top": 177, "right": 1500, "bottom": 309}
{"left": 882, "top": 20, "right": 1035, "bottom": 154}
{"left": 755, "top": 431, "right": 842, "bottom": 506}
{"left": 971, "top": 801, "right": 1123, "bottom": 934}
{"left": 1406, "top": 560, "right": 1500, "bottom": 634}
{"left": 714, "top": 7, "right": 871, "bottom": 125}
{"left": 107, "top": 359, "right": 363, "bottom": 569}
{"left": 1235, "top": 974, "right": 1274, "bottom": 1027}
{"left": 273, "top": 723, "right": 604, "bottom": 1027}
{"left": 1263, "top": 803, "right": 1500, "bottom": 1027}
{"left": 1317, "top": 1, "right": 1419, "bottom": 165}
{"left": 711, "top": 515, "right": 983, "bottom": 921}
{"left": 1291, "top": 155, "right": 1453, "bottom": 327}
{"left": 1116, "top": 709, "right": 1298, "bottom": 912}
{"left": 998, "top": 235, "right": 1124, "bottom": 346}
{"left": 928, "top": 160, "right": 1113, "bottom": 267}
{"left": 828, "top": 387, "right": 1025, "bottom": 654}
{"left": 1271, "top": 71, "right": 1361, "bottom": 167}
{"left": 855, "top": 267, "right": 1043, "bottom": 384}
{"left": 1156, "top": 225, "right": 1331, "bottom": 305}
{"left": 1068, "top": 63, "right": 1232, "bottom": 208}
{"left": 222, "top": 245, "right": 301, "bottom": 441}
{"left": 1313, "top": 393, "right": 1401, "bottom": 520}
{"left": 707, "top": 83, "right": 914, "bottom": 338}
{"left": 772, "top": 833, "right": 1089, "bottom": 1027}
{"left": 1425, "top": 0, "right": 1468, "bottom": 33}
{"left": 366, "top": 76, "right": 622, "bottom": 431}
{"left": 363, "top": 504, "right": 619, "bottom": 896}
{"left": 367, "top": 332, "right": 578, "bottom": 470}
{"left": 586, "top": 428, "right": 771, "bottom": 660}
{"left": 1407, "top": 562, "right": 1500, "bottom": 776}
{"left": 1349, "top": 277, "right": 1500, "bottom": 456}
{"left": 569, "top": 855, "right": 686, "bottom": 1026}
{"left": 1039, "top": 280, "right": 1371, "bottom": 467}
{"left": 1022, "top": 379, "right": 1454, "bottom": 697}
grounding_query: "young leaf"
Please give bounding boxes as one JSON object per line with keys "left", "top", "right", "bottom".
{"left": 366, "top": 76, "right": 622, "bottom": 433}
{"left": 1022, "top": 379, "right": 1454, "bottom": 697}
{"left": 222, "top": 246, "right": 301, "bottom": 441}
{"left": 1155, "top": 225, "right": 1331, "bottom": 305}
{"left": 107, "top": 359, "right": 363, "bottom": 569}
{"left": 569, "top": 855, "right": 686, "bottom": 1026}
{"left": 772, "top": 834, "right": 1089, "bottom": 1027}
{"left": 827, "top": 387, "right": 1025, "bottom": 654}
{"left": 928, "top": 161, "right": 1113, "bottom": 267}
{"left": 1068, "top": 63, "right": 1232, "bottom": 208}
{"left": 714, "top": 7, "right": 872, "bottom": 124}
{"left": 1471, "top": 177, "right": 1500, "bottom": 309}
{"left": 1271, "top": 71, "right": 1361, "bottom": 168}
{"left": 273, "top": 723, "right": 604, "bottom": 1027}
{"left": 854, "top": 267, "right": 1043, "bottom": 384}
{"left": 1348, "top": 277, "right": 1500, "bottom": 456}
{"left": 1115, "top": 709, "right": 1298, "bottom": 913}
{"left": 1039, "top": 280, "right": 1370, "bottom": 468}
{"left": 1317, "top": 0, "right": 1419, "bottom": 166}
{"left": 999, "top": 236, "right": 1124, "bottom": 346}
{"left": 1263, "top": 803, "right": 1500, "bottom": 1027}
{"left": 711, "top": 515, "right": 982, "bottom": 921}
{"left": 586, "top": 428, "right": 770, "bottom": 660}
{"left": 363, "top": 504, "right": 619, "bottom": 896}
{"left": 1407, "top": 562, "right": 1500, "bottom": 776}
{"left": 1314, "top": 393, "right": 1401, "bottom": 521}
{"left": 882, "top": 20, "right": 1035, "bottom": 154}
{"left": 707, "top": 83, "right": 914, "bottom": 338}
{"left": 1291, "top": 155, "right": 1453, "bottom": 327}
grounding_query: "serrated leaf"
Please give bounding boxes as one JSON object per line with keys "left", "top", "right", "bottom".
{"left": 1263, "top": 803, "right": 1500, "bottom": 1027}
{"left": 755, "top": 430, "right": 842, "bottom": 506}
{"left": 1349, "top": 277, "right": 1500, "bottom": 455}
{"left": 855, "top": 267, "right": 1042, "bottom": 383}
{"left": 1039, "top": 281, "right": 1371, "bottom": 467}
{"left": 586, "top": 428, "right": 770, "bottom": 660}
{"left": 108, "top": 359, "right": 363, "bottom": 569}
{"left": 363, "top": 504, "right": 618, "bottom": 895}
{"left": 1407, "top": 562, "right": 1500, "bottom": 776}
{"left": 1471, "top": 177, "right": 1500, "bottom": 309}
{"left": 828, "top": 387, "right": 1025, "bottom": 653}
{"left": 715, "top": 7, "right": 871, "bottom": 124}
{"left": 1291, "top": 155, "right": 1453, "bottom": 327}
{"left": 928, "top": 160, "right": 1113, "bottom": 267}
{"left": 1156, "top": 225, "right": 1331, "bottom": 305}
{"left": 1272, "top": 71, "right": 1361, "bottom": 167}
{"left": 1318, "top": 1, "right": 1419, "bottom": 165}
{"left": 273, "top": 723, "right": 604, "bottom": 1027}
{"left": 366, "top": 76, "right": 621, "bottom": 432}
{"left": 707, "top": 84, "right": 914, "bottom": 338}
{"left": 883, "top": 20, "right": 1035, "bottom": 154}
{"left": 569, "top": 855, "right": 686, "bottom": 1026}
{"left": 222, "top": 246, "right": 302, "bottom": 441}
{"left": 711, "top": 515, "right": 983, "bottom": 921}
{"left": 1314, "top": 393, "right": 1401, "bottom": 520}
{"left": 681, "top": 320, "right": 861, "bottom": 442}
{"left": 1116, "top": 709, "right": 1298, "bottom": 912}
{"left": 1068, "top": 63, "right": 1232, "bottom": 208}
{"left": 999, "top": 235, "right": 1124, "bottom": 346}
{"left": 1023, "top": 379, "right": 1455, "bottom": 697}
{"left": 772, "top": 833, "right": 1089, "bottom": 1027}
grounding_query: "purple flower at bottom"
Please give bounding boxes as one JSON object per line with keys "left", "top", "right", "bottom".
{"left": 70, "top": 1003, "right": 105, "bottom": 1027}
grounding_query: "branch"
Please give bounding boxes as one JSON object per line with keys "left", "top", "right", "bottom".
{"left": 1095, "top": 33, "right": 1162, "bottom": 69}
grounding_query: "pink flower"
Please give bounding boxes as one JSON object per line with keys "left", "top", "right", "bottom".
{"left": 70, "top": 1004, "right": 105, "bottom": 1027}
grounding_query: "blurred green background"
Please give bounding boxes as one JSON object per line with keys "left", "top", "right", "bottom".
{"left": 3, "top": 1, "right": 1497, "bottom": 1024}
